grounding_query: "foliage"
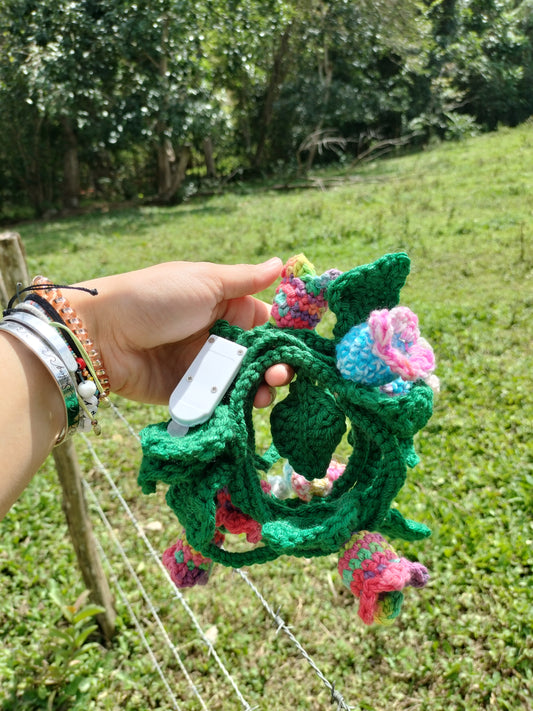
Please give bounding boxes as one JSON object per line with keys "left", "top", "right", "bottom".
{"left": 1, "top": 0, "right": 532, "bottom": 215}
{"left": 443, "top": 0, "right": 533, "bottom": 129}
{"left": 0, "top": 123, "right": 531, "bottom": 709}
{"left": 1, "top": 584, "right": 105, "bottom": 708}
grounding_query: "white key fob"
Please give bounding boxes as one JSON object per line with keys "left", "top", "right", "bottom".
{"left": 168, "top": 335, "right": 247, "bottom": 437}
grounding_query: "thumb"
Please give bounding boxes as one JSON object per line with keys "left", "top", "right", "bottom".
{"left": 215, "top": 257, "right": 283, "bottom": 301}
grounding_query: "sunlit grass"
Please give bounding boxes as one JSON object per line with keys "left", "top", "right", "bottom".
{"left": 1, "top": 124, "right": 532, "bottom": 709}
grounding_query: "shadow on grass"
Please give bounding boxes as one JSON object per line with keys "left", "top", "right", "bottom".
{"left": 18, "top": 201, "right": 237, "bottom": 258}
{"left": 1, "top": 686, "right": 50, "bottom": 710}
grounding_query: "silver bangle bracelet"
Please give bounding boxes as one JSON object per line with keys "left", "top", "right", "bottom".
{"left": 3, "top": 310, "right": 79, "bottom": 374}
{"left": 0, "top": 320, "right": 80, "bottom": 445}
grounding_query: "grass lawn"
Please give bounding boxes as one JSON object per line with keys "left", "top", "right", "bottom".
{"left": 0, "top": 123, "right": 532, "bottom": 710}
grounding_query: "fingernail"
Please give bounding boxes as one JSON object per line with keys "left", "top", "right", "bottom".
{"left": 262, "top": 257, "right": 282, "bottom": 268}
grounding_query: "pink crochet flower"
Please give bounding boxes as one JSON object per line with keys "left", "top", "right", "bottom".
{"left": 368, "top": 306, "right": 436, "bottom": 382}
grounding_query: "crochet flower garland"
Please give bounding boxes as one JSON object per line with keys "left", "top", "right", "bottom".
{"left": 139, "top": 252, "right": 437, "bottom": 625}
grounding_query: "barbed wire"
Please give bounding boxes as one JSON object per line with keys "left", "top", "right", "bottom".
{"left": 83, "top": 476, "right": 207, "bottom": 711}
{"left": 78, "top": 401, "right": 353, "bottom": 709}
{"left": 81, "top": 432, "right": 255, "bottom": 710}
{"left": 236, "top": 570, "right": 353, "bottom": 711}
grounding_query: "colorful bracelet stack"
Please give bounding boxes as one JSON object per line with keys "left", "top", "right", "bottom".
{"left": 31, "top": 277, "right": 111, "bottom": 396}
{"left": 0, "top": 278, "right": 109, "bottom": 445}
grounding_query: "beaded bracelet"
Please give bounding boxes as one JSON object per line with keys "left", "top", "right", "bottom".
{"left": 30, "top": 276, "right": 111, "bottom": 396}
{"left": 2, "top": 278, "right": 108, "bottom": 443}
{"left": 5, "top": 305, "right": 106, "bottom": 436}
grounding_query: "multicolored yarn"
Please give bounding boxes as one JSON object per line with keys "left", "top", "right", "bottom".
{"left": 162, "top": 530, "right": 220, "bottom": 588}
{"left": 338, "top": 531, "right": 429, "bottom": 625}
{"left": 140, "top": 252, "right": 436, "bottom": 624}
{"left": 271, "top": 254, "right": 341, "bottom": 329}
{"left": 267, "top": 463, "right": 295, "bottom": 499}
{"left": 336, "top": 306, "right": 437, "bottom": 388}
{"left": 164, "top": 487, "right": 272, "bottom": 587}
{"left": 379, "top": 378, "right": 412, "bottom": 397}
{"left": 215, "top": 487, "right": 263, "bottom": 543}
{"left": 290, "top": 460, "right": 346, "bottom": 502}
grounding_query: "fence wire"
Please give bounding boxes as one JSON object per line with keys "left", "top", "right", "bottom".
{"left": 77, "top": 403, "right": 353, "bottom": 711}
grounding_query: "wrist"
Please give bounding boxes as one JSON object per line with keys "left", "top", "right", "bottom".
{"left": 31, "top": 277, "right": 111, "bottom": 397}
{"left": 2, "top": 276, "right": 110, "bottom": 442}
{"left": 0, "top": 331, "right": 64, "bottom": 518}
{"left": 1, "top": 330, "right": 66, "bottom": 437}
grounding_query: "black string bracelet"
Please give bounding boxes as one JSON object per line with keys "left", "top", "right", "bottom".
{"left": 4, "top": 283, "right": 100, "bottom": 365}
{"left": 5, "top": 282, "right": 98, "bottom": 312}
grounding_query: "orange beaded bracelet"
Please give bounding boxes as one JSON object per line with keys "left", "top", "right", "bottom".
{"left": 30, "top": 276, "right": 111, "bottom": 396}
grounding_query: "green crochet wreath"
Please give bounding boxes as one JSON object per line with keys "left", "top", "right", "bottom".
{"left": 138, "top": 252, "right": 434, "bottom": 568}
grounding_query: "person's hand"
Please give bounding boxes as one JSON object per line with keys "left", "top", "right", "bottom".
{"left": 71, "top": 258, "right": 293, "bottom": 406}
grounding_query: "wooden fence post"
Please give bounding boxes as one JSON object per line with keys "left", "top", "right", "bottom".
{"left": 0, "top": 231, "right": 28, "bottom": 307}
{"left": 52, "top": 444, "right": 116, "bottom": 640}
{"left": 0, "top": 231, "right": 116, "bottom": 640}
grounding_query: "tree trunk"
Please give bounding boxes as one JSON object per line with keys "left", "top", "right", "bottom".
{"left": 13, "top": 115, "right": 45, "bottom": 215}
{"left": 61, "top": 118, "right": 80, "bottom": 209}
{"left": 157, "top": 139, "right": 191, "bottom": 202}
{"left": 153, "top": 12, "right": 191, "bottom": 203}
{"left": 253, "top": 25, "right": 292, "bottom": 169}
{"left": 203, "top": 137, "right": 217, "bottom": 178}
{"left": 157, "top": 137, "right": 175, "bottom": 196}
{"left": 304, "top": 42, "right": 333, "bottom": 172}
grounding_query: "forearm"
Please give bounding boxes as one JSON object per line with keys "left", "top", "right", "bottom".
{"left": 0, "top": 331, "right": 64, "bottom": 519}
{"left": 0, "top": 258, "right": 287, "bottom": 519}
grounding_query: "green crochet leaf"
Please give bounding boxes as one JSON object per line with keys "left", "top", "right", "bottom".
{"left": 270, "top": 376, "right": 346, "bottom": 479}
{"left": 398, "top": 438, "right": 420, "bottom": 469}
{"left": 328, "top": 252, "right": 411, "bottom": 340}
{"left": 378, "top": 508, "right": 432, "bottom": 541}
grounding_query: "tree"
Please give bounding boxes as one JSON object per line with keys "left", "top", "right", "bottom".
{"left": 447, "top": 0, "right": 532, "bottom": 128}
{"left": 1, "top": 0, "right": 531, "bottom": 217}
{"left": 0, "top": 0, "right": 122, "bottom": 210}
{"left": 426, "top": 0, "right": 533, "bottom": 131}
{"left": 202, "top": 0, "right": 294, "bottom": 171}
{"left": 248, "top": 0, "right": 432, "bottom": 168}
{"left": 109, "top": 0, "right": 217, "bottom": 202}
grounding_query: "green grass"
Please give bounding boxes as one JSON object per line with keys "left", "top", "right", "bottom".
{"left": 1, "top": 123, "right": 532, "bottom": 710}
